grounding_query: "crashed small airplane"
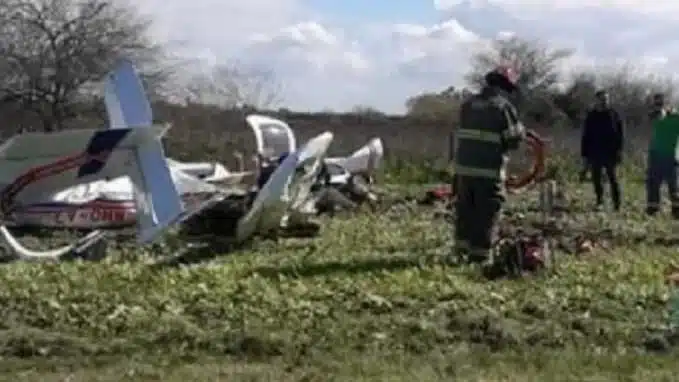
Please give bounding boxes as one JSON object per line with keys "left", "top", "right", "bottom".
{"left": 0, "top": 59, "right": 384, "bottom": 260}
{"left": 244, "top": 114, "right": 384, "bottom": 216}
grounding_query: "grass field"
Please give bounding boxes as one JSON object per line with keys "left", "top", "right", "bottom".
{"left": 2, "top": 173, "right": 679, "bottom": 381}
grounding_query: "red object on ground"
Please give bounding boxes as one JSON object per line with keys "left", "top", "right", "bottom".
{"left": 522, "top": 244, "right": 544, "bottom": 269}
{"left": 429, "top": 185, "right": 452, "bottom": 199}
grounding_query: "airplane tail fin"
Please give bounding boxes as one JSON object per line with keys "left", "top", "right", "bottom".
{"left": 129, "top": 135, "right": 184, "bottom": 243}
{"left": 105, "top": 59, "right": 153, "bottom": 129}
{"left": 104, "top": 59, "right": 183, "bottom": 243}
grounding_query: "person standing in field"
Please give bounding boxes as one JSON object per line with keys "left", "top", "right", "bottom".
{"left": 580, "top": 90, "right": 624, "bottom": 211}
{"left": 646, "top": 93, "right": 679, "bottom": 217}
{"left": 452, "top": 66, "right": 525, "bottom": 264}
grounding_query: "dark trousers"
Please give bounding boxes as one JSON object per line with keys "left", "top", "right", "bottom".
{"left": 589, "top": 161, "right": 620, "bottom": 209}
{"left": 646, "top": 152, "right": 679, "bottom": 217}
{"left": 454, "top": 176, "right": 504, "bottom": 262}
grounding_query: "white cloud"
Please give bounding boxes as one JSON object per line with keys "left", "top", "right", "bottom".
{"left": 138, "top": 0, "right": 302, "bottom": 47}
{"left": 247, "top": 22, "right": 369, "bottom": 75}
{"left": 434, "top": 0, "right": 679, "bottom": 15}
{"left": 239, "top": 22, "right": 374, "bottom": 110}
{"left": 389, "top": 20, "right": 484, "bottom": 80}
{"left": 140, "top": 0, "right": 679, "bottom": 113}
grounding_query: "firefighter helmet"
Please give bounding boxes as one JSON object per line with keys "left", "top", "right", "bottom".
{"left": 484, "top": 66, "right": 519, "bottom": 92}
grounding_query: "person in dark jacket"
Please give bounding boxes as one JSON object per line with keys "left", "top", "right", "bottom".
{"left": 453, "top": 66, "right": 525, "bottom": 263}
{"left": 580, "top": 90, "right": 624, "bottom": 210}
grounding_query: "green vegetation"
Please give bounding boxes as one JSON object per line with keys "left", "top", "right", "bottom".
{"left": 2, "top": 173, "right": 679, "bottom": 381}
{"left": 2, "top": 3, "right": 679, "bottom": 378}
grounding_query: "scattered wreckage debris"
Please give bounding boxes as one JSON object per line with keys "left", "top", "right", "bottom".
{"left": 481, "top": 232, "right": 553, "bottom": 280}
{"left": 482, "top": 179, "right": 558, "bottom": 280}
{"left": 4, "top": 59, "right": 668, "bottom": 272}
{"left": 0, "top": 60, "right": 386, "bottom": 262}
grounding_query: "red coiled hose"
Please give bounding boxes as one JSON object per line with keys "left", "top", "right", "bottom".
{"left": 425, "top": 130, "right": 546, "bottom": 201}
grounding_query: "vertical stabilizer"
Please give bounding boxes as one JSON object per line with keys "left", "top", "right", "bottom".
{"left": 127, "top": 130, "right": 184, "bottom": 243}
{"left": 104, "top": 59, "right": 153, "bottom": 129}
{"left": 104, "top": 59, "right": 182, "bottom": 242}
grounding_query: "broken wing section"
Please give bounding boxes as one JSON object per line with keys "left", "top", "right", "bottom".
{"left": 288, "top": 132, "right": 334, "bottom": 214}
{"left": 235, "top": 150, "right": 299, "bottom": 242}
{"left": 169, "top": 165, "right": 228, "bottom": 224}
{"left": 325, "top": 137, "right": 384, "bottom": 176}
{"left": 167, "top": 159, "right": 252, "bottom": 186}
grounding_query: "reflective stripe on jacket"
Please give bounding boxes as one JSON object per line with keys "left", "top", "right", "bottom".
{"left": 453, "top": 87, "right": 524, "bottom": 180}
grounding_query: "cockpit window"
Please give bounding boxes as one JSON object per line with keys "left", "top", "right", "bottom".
{"left": 259, "top": 123, "right": 292, "bottom": 159}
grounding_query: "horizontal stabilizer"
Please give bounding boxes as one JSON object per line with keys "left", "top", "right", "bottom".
{"left": 0, "top": 125, "right": 169, "bottom": 160}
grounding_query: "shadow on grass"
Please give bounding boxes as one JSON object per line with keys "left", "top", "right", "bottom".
{"left": 149, "top": 241, "right": 238, "bottom": 269}
{"left": 249, "top": 255, "right": 439, "bottom": 279}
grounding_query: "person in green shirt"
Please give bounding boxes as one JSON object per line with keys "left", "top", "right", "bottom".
{"left": 646, "top": 93, "right": 679, "bottom": 217}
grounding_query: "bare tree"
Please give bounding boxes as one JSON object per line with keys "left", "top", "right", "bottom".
{"left": 465, "top": 36, "right": 573, "bottom": 124}
{"left": 551, "top": 71, "right": 598, "bottom": 127}
{"left": 351, "top": 105, "right": 385, "bottom": 117}
{"left": 564, "top": 64, "right": 679, "bottom": 129}
{"left": 466, "top": 36, "right": 573, "bottom": 92}
{"left": 0, "top": 0, "right": 166, "bottom": 132}
{"left": 183, "top": 64, "right": 283, "bottom": 110}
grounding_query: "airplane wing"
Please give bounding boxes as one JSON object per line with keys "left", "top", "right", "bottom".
{"left": 324, "top": 137, "right": 384, "bottom": 175}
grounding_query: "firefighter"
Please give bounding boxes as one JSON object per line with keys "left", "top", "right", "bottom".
{"left": 646, "top": 93, "right": 679, "bottom": 217}
{"left": 453, "top": 66, "right": 526, "bottom": 263}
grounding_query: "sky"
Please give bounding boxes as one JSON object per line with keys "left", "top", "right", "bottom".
{"left": 136, "top": 0, "right": 679, "bottom": 113}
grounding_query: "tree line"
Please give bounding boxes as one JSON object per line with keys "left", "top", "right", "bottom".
{"left": 405, "top": 37, "right": 677, "bottom": 130}
{"left": 0, "top": 0, "right": 673, "bottom": 134}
